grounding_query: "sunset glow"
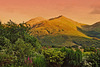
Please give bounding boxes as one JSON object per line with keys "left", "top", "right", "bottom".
{"left": 0, "top": 0, "right": 100, "bottom": 24}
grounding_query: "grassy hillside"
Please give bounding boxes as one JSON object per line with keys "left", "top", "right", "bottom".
{"left": 80, "top": 22, "right": 100, "bottom": 38}
{"left": 37, "top": 34, "right": 100, "bottom": 48}
{"left": 82, "top": 22, "right": 100, "bottom": 31}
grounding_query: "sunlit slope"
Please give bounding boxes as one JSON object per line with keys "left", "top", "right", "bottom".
{"left": 26, "top": 17, "right": 46, "bottom": 27}
{"left": 30, "top": 15, "right": 89, "bottom": 38}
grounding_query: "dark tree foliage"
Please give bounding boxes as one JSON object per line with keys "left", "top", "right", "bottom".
{"left": 0, "top": 20, "right": 29, "bottom": 43}
{"left": 85, "top": 50, "right": 100, "bottom": 67}
{"left": 0, "top": 20, "right": 41, "bottom": 48}
{"left": 61, "top": 48, "right": 82, "bottom": 67}
{"left": 4, "top": 20, "right": 30, "bottom": 43}
{"left": 0, "top": 20, "right": 42, "bottom": 66}
{"left": 0, "top": 36, "right": 6, "bottom": 46}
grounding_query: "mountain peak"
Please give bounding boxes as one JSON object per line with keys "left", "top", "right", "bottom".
{"left": 92, "top": 21, "right": 100, "bottom": 27}
{"left": 26, "top": 17, "right": 46, "bottom": 27}
{"left": 49, "top": 15, "right": 65, "bottom": 20}
{"left": 57, "top": 15, "right": 64, "bottom": 18}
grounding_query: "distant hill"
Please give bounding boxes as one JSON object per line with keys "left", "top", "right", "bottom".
{"left": 81, "top": 21, "right": 100, "bottom": 39}
{"left": 26, "top": 16, "right": 100, "bottom": 47}
{"left": 82, "top": 21, "right": 100, "bottom": 32}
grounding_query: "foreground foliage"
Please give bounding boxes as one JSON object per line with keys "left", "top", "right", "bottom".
{"left": 43, "top": 48, "right": 65, "bottom": 67}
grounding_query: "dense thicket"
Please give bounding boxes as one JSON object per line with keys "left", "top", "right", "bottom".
{"left": 0, "top": 21, "right": 42, "bottom": 67}
{"left": 0, "top": 20, "right": 41, "bottom": 48}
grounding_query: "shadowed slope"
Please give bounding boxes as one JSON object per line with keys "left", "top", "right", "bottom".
{"left": 80, "top": 21, "right": 100, "bottom": 39}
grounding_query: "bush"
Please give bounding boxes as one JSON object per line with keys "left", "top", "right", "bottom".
{"left": 0, "top": 36, "right": 10, "bottom": 46}
{"left": 3, "top": 38, "right": 34, "bottom": 66}
{"left": 23, "top": 33, "right": 41, "bottom": 48}
{"left": 60, "top": 47, "right": 67, "bottom": 52}
{"left": 42, "top": 48, "right": 65, "bottom": 67}
{"left": 82, "top": 54, "right": 92, "bottom": 67}
{"left": 33, "top": 54, "right": 46, "bottom": 67}
{"left": 62, "top": 49, "right": 82, "bottom": 67}
{"left": 0, "top": 51, "right": 15, "bottom": 67}
{"left": 87, "top": 53, "right": 99, "bottom": 67}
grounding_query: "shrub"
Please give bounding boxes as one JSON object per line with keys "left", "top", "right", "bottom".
{"left": 43, "top": 48, "right": 65, "bottom": 67}
{"left": 60, "top": 46, "right": 67, "bottom": 52}
{"left": 24, "top": 57, "right": 33, "bottom": 67}
{"left": 23, "top": 33, "right": 41, "bottom": 48}
{"left": 82, "top": 55, "right": 92, "bottom": 67}
{"left": 87, "top": 53, "right": 99, "bottom": 67}
{"left": 33, "top": 54, "right": 46, "bottom": 67}
{"left": 0, "top": 51, "right": 15, "bottom": 67}
{"left": 0, "top": 36, "right": 10, "bottom": 46}
{"left": 62, "top": 49, "right": 82, "bottom": 67}
{"left": 3, "top": 38, "right": 34, "bottom": 66}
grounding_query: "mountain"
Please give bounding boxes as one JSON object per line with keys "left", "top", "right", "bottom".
{"left": 30, "top": 15, "right": 88, "bottom": 37}
{"left": 26, "top": 17, "right": 46, "bottom": 27}
{"left": 80, "top": 21, "right": 100, "bottom": 39}
{"left": 27, "top": 16, "right": 100, "bottom": 47}
{"left": 82, "top": 21, "right": 100, "bottom": 32}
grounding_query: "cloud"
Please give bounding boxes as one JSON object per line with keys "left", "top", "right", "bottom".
{"left": 91, "top": 9, "right": 100, "bottom": 14}
{"left": 90, "top": 4, "right": 100, "bottom": 14}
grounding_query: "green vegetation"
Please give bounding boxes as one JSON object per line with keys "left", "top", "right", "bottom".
{"left": 27, "top": 16, "right": 100, "bottom": 48}
{"left": 42, "top": 48, "right": 65, "bottom": 67}
{"left": 0, "top": 21, "right": 42, "bottom": 67}
{"left": 37, "top": 35, "right": 100, "bottom": 48}
{"left": 33, "top": 54, "right": 46, "bottom": 67}
{"left": 1, "top": 17, "right": 100, "bottom": 67}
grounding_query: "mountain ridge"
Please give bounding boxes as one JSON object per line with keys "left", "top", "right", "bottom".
{"left": 28, "top": 16, "right": 89, "bottom": 37}
{"left": 25, "top": 16, "right": 100, "bottom": 47}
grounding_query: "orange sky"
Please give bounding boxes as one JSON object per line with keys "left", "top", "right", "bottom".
{"left": 0, "top": 0, "right": 100, "bottom": 24}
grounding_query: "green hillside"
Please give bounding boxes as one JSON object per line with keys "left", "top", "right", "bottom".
{"left": 80, "top": 22, "right": 100, "bottom": 39}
